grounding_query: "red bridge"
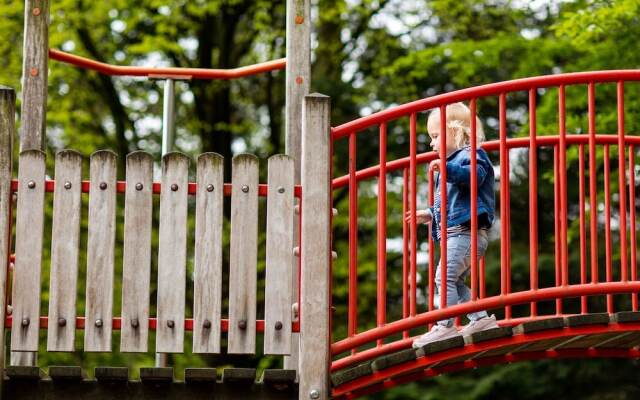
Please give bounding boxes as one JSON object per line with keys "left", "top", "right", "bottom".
{"left": 328, "top": 70, "right": 640, "bottom": 398}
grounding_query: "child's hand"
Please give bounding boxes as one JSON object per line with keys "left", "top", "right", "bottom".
{"left": 431, "top": 161, "right": 441, "bottom": 172}
{"left": 405, "top": 209, "right": 432, "bottom": 224}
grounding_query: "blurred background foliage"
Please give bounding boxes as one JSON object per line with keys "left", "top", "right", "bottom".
{"left": 1, "top": 0, "right": 640, "bottom": 398}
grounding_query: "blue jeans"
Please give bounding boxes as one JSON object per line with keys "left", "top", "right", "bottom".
{"left": 434, "top": 229, "right": 489, "bottom": 327}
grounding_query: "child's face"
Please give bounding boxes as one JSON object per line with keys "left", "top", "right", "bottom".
{"left": 427, "top": 117, "right": 457, "bottom": 155}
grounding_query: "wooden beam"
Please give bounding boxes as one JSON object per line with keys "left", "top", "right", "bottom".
{"left": 284, "top": 0, "right": 311, "bottom": 374}
{"left": 20, "top": 0, "right": 50, "bottom": 151}
{"left": 0, "top": 86, "right": 16, "bottom": 397}
{"left": 299, "top": 94, "right": 331, "bottom": 400}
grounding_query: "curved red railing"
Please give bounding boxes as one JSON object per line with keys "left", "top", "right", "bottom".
{"left": 49, "top": 48, "right": 286, "bottom": 80}
{"left": 329, "top": 70, "right": 640, "bottom": 397}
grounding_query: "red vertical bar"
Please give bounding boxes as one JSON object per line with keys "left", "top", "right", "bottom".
{"left": 499, "top": 93, "right": 511, "bottom": 319}
{"left": 376, "top": 123, "right": 387, "bottom": 346}
{"left": 617, "top": 81, "right": 628, "bottom": 283}
{"left": 409, "top": 113, "right": 418, "bottom": 317}
{"left": 604, "top": 144, "right": 613, "bottom": 313}
{"left": 348, "top": 132, "right": 358, "bottom": 339}
{"left": 559, "top": 86, "right": 569, "bottom": 288}
{"left": 579, "top": 144, "right": 588, "bottom": 313}
{"left": 470, "top": 99, "right": 478, "bottom": 302}
{"left": 529, "top": 89, "right": 539, "bottom": 317}
{"left": 402, "top": 168, "right": 409, "bottom": 338}
{"left": 554, "top": 146, "right": 562, "bottom": 314}
{"left": 439, "top": 106, "right": 448, "bottom": 312}
{"left": 588, "top": 83, "right": 599, "bottom": 285}
{"left": 428, "top": 166, "right": 435, "bottom": 313}
{"left": 629, "top": 145, "right": 637, "bottom": 310}
{"left": 480, "top": 257, "right": 486, "bottom": 299}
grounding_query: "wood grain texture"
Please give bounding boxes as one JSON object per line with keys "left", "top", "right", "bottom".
{"left": 228, "top": 154, "right": 259, "bottom": 354}
{"left": 120, "top": 152, "right": 154, "bottom": 352}
{"left": 299, "top": 94, "right": 332, "bottom": 399}
{"left": 84, "top": 151, "right": 117, "bottom": 352}
{"left": 156, "top": 152, "right": 190, "bottom": 353}
{"left": 47, "top": 150, "right": 83, "bottom": 351}
{"left": 20, "top": 0, "right": 50, "bottom": 151}
{"left": 264, "top": 155, "right": 294, "bottom": 355}
{"left": 0, "top": 87, "right": 15, "bottom": 385}
{"left": 193, "top": 153, "right": 224, "bottom": 354}
{"left": 11, "top": 150, "right": 46, "bottom": 352}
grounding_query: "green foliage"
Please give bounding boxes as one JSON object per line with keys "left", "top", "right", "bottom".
{"left": 1, "top": 0, "right": 640, "bottom": 398}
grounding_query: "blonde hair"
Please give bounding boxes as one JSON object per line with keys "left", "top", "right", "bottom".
{"left": 427, "top": 102, "right": 485, "bottom": 149}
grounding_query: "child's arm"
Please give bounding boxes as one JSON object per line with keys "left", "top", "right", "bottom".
{"left": 444, "top": 151, "right": 491, "bottom": 186}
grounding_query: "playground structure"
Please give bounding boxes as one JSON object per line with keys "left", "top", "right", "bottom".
{"left": 2, "top": 2, "right": 640, "bottom": 400}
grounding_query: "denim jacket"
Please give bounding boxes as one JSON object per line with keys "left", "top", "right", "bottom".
{"left": 430, "top": 146, "right": 496, "bottom": 242}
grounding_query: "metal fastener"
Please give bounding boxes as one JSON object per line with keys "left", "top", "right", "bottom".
{"left": 64, "top": 181, "right": 72, "bottom": 190}
{"left": 58, "top": 317, "right": 66, "bottom": 327}
{"left": 295, "top": 15, "right": 304, "bottom": 24}
{"left": 309, "top": 389, "right": 320, "bottom": 399}
{"left": 95, "top": 319, "right": 103, "bottom": 327}
{"left": 275, "top": 321, "right": 283, "bottom": 331}
{"left": 27, "top": 180, "right": 36, "bottom": 189}
{"left": 293, "top": 247, "right": 300, "bottom": 256}
{"left": 131, "top": 318, "right": 139, "bottom": 328}
{"left": 241, "top": 185, "right": 249, "bottom": 193}
{"left": 135, "top": 183, "right": 143, "bottom": 191}
{"left": 206, "top": 184, "right": 214, "bottom": 192}
{"left": 167, "top": 320, "right": 175, "bottom": 328}
{"left": 21, "top": 317, "right": 29, "bottom": 327}
{"left": 171, "top": 184, "right": 178, "bottom": 191}
{"left": 203, "top": 319, "right": 212, "bottom": 329}
{"left": 99, "top": 182, "right": 107, "bottom": 190}
{"left": 277, "top": 186, "right": 285, "bottom": 194}
{"left": 238, "top": 320, "right": 247, "bottom": 330}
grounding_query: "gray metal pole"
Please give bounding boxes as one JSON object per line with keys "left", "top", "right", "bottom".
{"left": 161, "top": 79, "right": 176, "bottom": 155}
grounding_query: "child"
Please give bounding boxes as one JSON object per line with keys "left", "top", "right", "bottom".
{"left": 407, "top": 102, "right": 497, "bottom": 348}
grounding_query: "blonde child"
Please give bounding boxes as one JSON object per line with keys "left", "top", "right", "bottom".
{"left": 407, "top": 102, "right": 498, "bottom": 347}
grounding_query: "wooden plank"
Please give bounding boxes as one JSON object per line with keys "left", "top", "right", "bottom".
{"left": 264, "top": 155, "right": 295, "bottom": 355}
{"left": 0, "top": 87, "right": 15, "bottom": 388}
{"left": 120, "top": 151, "right": 154, "bottom": 353}
{"left": 228, "top": 154, "right": 259, "bottom": 354}
{"left": 285, "top": 0, "right": 311, "bottom": 373}
{"left": 20, "top": 0, "right": 50, "bottom": 151}
{"left": 299, "top": 94, "right": 332, "bottom": 399}
{"left": 47, "top": 150, "right": 83, "bottom": 352}
{"left": 11, "top": 150, "right": 46, "bottom": 352}
{"left": 84, "top": 150, "right": 117, "bottom": 352}
{"left": 156, "top": 152, "right": 189, "bottom": 353}
{"left": 193, "top": 153, "right": 224, "bottom": 354}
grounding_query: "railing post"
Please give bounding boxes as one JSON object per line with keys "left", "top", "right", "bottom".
{"left": 299, "top": 94, "right": 331, "bottom": 400}
{"left": 0, "top": 86, "right": 16, "bottom": 397}
{"left": 285, "top": 0, "right": 311, "bottom": 373}
{"left": 20, "top": 0, "right": 50, "bottom": 151}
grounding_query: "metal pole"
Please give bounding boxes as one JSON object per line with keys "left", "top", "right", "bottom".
{"left": 162, "top": 79, "right": 176, "bottom": 155}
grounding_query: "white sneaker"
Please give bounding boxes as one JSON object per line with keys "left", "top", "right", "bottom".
{"left": 459, "top": 314, "right": 499, "bottom": 337}
{"left": 412, "top": 324, "right": 461, "bottom": 349}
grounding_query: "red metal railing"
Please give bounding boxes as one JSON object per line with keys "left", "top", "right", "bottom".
{"left": 329, "top": 70, "right": 640, "bottom": 394}
{"left": 49, "top": 48, "right": 286, "bottom": 80}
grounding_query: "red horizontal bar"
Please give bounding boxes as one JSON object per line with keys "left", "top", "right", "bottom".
{"left": 331, "top": 70, "right": 640, "bottom": 138}
{"left": 10, "top": 179, "right": 302, "bottom": 198}
{"left": 4, "top": 316, "right": 300, "bottom": 333}
{"left": 49, "top": 49, "right": 286, "bottom": 80}
{"left": 332, "top": 134, "right": 640, "bottom": 189}
{"left": 331, "top": 281, "right": 640, "bottom": 355}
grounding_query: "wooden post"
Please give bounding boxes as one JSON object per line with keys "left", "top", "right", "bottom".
{"left": 285, "top": 0, "right": 311, "bottom": 373}
{"left": 299, "top": 94, "right": 331, "bottom": 400}
{"left": 20, "top": 0, "right": 50, "bottom": 151}
{"left": 0, "top": 86, "right": 16, "bottom": 396}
